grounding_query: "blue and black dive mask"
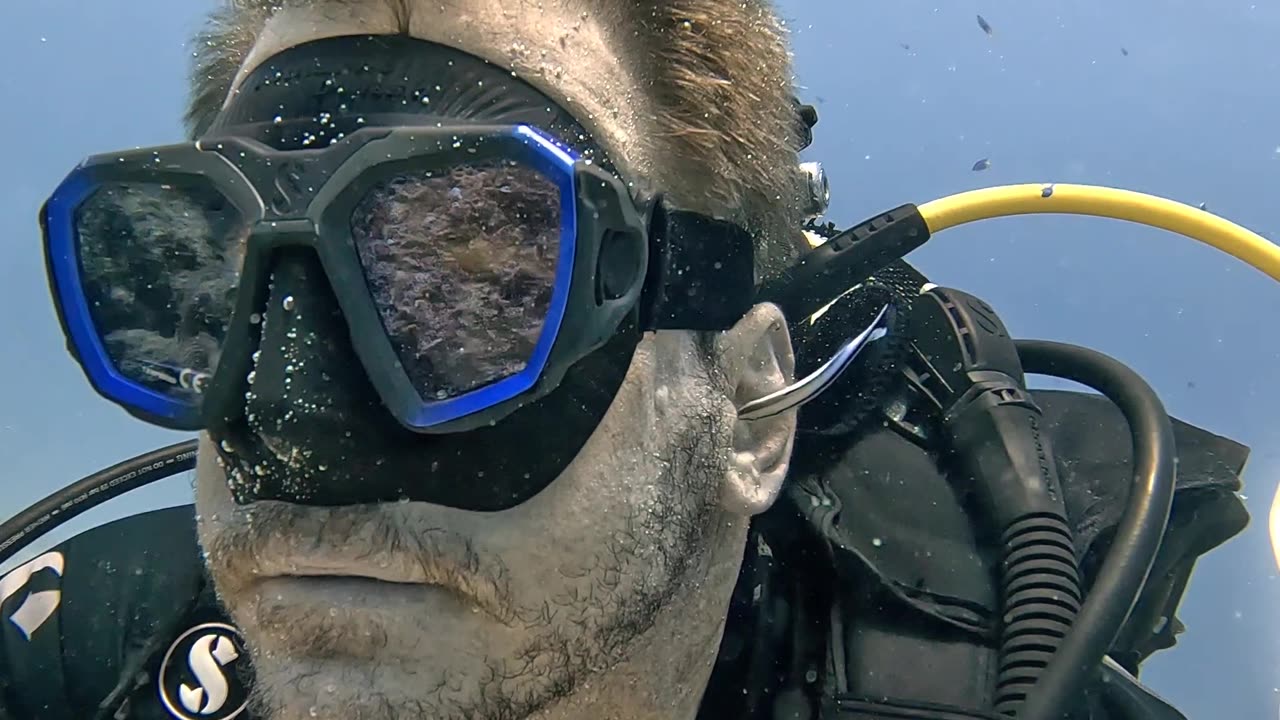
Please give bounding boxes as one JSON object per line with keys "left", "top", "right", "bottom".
{"left": 39, "top": 36, "right": 762, "bottom": 509}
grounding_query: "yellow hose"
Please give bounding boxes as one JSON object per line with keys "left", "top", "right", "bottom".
{"left": 915, "top": 183, "right": 1280, "bottom": 282}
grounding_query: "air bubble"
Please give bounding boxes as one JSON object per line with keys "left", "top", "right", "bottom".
{"left": 282, "top": 295, "right": 296, "bottom": 311}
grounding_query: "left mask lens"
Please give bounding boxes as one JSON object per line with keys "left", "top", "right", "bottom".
{"left": 73, "top": 178, "right": 247, "bottom": 404}
{"left": 350, "top": 158, "right": 563, "bottom": 402}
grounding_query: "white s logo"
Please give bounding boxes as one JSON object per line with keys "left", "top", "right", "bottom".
{"left": 159, "top": 622, "right": 249, "bottom": 720}
{"left": 179, "top": 633, "right": 240, "bottom": 714}
{"left": 0, "top": 552, "right": 64, "bottom": 640}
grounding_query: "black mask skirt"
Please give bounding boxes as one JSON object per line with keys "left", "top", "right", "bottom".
{"left": 204, "top": 35, "right": 640, "bottom": 510}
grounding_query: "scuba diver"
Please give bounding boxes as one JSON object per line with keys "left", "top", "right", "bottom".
{"left": 0, "top": 1, "right": 1272, "bottom": 718}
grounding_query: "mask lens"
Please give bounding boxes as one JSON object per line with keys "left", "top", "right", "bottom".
{"left": 73, "top": 179, "right": 247, "bottom": 404}
{"left": 350, "top": 159, "right": 562, "bottom": 401}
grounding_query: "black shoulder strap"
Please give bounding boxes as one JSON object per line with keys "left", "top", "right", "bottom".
{"left": 0, "top": 506, "right": 207, "bottom": 720}
{"left": 782, "top": 285, "right": 1250, "bottom": 719}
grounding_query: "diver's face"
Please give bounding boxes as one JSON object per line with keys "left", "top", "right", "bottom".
{"left": 197, "top": 332, "right": 739, "bottom": 720}
{"left": 193, "top": 4, "right": 796, "bottom": 720}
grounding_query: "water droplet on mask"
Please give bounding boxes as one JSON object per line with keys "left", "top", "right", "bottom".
{"left": 249, "top": 313, "right": 262, "bottom": 325}
{"left": 871, "top": 537, "right": 884, "bottom": 547}
{"left": 220, "top": 439, "right": 234, "bottom": 452}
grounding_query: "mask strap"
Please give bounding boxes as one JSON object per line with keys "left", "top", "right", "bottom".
{"left": 640, "top": 199, "right": 756, "bottom": 332}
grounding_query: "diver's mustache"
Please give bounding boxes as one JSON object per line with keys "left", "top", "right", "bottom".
{"left": 200, "top": 499, "right": 516, "bottom": 624}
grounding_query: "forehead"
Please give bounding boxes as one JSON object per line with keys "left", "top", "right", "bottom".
{"left": 231, "top": 0, "right": 651, "bottom": 180}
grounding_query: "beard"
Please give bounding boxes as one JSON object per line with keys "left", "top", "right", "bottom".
{"left": 200, "top": 403, "right": 731, "bottom": 720}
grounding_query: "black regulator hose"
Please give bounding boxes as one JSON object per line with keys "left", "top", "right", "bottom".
{"left": 0, "top": 439, "right": 199, "bottom": 566}
{"left": 1014, "top": 340, "right": 1176, "bottom": 720}
{"left": 909, "top": 288, "right": 1085, "bottom": 716}
{"left": 906, "top": 288, "right": 1176, "bottom": 718}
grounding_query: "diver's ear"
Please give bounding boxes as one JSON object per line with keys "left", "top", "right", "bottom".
{"left": 715, "top": 302, "right": 797, "bottom": 517}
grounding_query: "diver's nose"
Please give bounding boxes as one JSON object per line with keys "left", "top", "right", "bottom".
{"left": 215, "top": 247, "right": 417, "bottom": 505}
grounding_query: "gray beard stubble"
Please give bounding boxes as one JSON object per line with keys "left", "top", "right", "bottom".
{"left": 232, "top": 403, "right": 729, "bottom": 720}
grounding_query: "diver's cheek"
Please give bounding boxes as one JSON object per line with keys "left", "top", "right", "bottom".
{"left": 470, "top": 337, "right": 681, "bottom": 593}
{"left": 193, "top": 435, "right": 260, "bottom": 602}
{"left": 193, "top": 434, "right": 236, "bottom": 527}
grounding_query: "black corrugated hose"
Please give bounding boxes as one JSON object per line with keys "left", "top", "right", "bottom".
{"left": 1013, "top": 340, "right": 1176, "bottom": 720}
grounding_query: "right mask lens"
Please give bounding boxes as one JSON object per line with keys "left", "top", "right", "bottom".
{"left": 73, "top": 179, "right": 247, "bottom": 403}
{"left": 349, "top": 159, "right": 563, "bottom": 402}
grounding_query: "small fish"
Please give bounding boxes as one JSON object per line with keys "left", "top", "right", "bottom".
{"left": 1120, "top": 47, "right": 1129, "bottom": 56}
{"left": 977, "top": 14, "right": 993, "bottom": 36}
{"left": 971, "top": 158, "right": 991, "bottom": 172}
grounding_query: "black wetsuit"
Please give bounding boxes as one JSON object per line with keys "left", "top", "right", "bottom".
{"left": 0, "top": 388, "right": 1250, "bottom": 720}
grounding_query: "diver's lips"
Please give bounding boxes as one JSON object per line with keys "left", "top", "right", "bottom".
{"left": 250, "top": 555, "right": 513, "bottom": 624}
{"left": 257, "top": 560, "right": 432, "bottom": 586}
{"left": 252, "top": 570, "right": 502, "bottom": 623}
{"left": 255, "top": 575, "right": 463, "bottom": 613}
{"left": 198, "top": 479, "right": 516, "bottom": 622}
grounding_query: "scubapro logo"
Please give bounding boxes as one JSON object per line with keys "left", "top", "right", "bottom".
{"left": 158, "top": 622, "right": 250, "bottom": 720}
{"left": 0, "top": 552, "right": 64, "bottom": 640}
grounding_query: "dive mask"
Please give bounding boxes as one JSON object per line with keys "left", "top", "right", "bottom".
{"left": 40, "top": 67, "right": 756, "bottom": 437}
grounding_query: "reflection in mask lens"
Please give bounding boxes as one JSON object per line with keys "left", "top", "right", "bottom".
{"left": 73, "top": 180, "right": 246, "bottom": 402}
{"left": 351, "top": 160, "right": 562, "bottom": 401}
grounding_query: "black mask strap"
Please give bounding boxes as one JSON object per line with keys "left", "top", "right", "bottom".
{"left": 642, "top": 198, "right": 756, "bottom": 332}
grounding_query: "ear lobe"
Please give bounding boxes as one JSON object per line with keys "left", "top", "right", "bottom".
{"left": 717, "top": 303, "right": 797, "bottom": 517}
